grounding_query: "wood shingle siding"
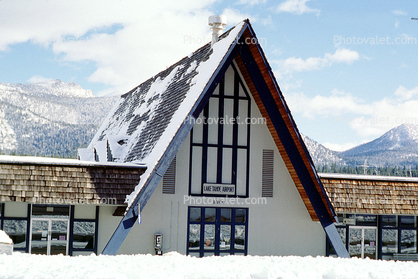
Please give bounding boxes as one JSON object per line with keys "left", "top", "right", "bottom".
{"left": 0, "top": 162, "right": 144, "bottom": 205}
{"left": 320, "top": 173, "right": 418, "bottom": 215}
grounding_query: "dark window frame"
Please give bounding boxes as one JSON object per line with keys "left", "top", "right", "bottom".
{"left": 326, "top": 214, "right": 418, "bottom": 259}
{"left": 0, "top": 203, "right": 31, "bottom": 253}
{"left": 186, "top": 206, "right": 248, "bottom": 257}
{"left": 69, "top": 206, "right": 99, "bottom": 255}
{"left": 1, "top": 203, "right": 99, "bottom": 255}
{"left": 188, "top": 63, "right": 251, "bottom": 198}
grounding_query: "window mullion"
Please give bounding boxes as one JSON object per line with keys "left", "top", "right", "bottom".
{"left": 215, "top": 208, "right": 221, "bottom": 255}
{"left": 201, "top": 106, "right": 209, "bottom": 191}
{"left": 231, "top": 71, "right": 239, "bottom": 188}
{"left": 217, "top": 77, "right": 224, "bottom": 184}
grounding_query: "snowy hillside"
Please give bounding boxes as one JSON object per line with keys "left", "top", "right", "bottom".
{"left": 0, "top": 80, "right": 118, "bottom": 157}
{"left": 0, "top": 79, "right": 95, "bottom": 99}
{"left": 301, "top": 134, "right": 345, "bottom": 167}
{"left": 341, "top": 124, "right": 418, "bottom": 167}
{"left": 2, "top": 78, "right": 418, "bottom": 166}
{"left": 302, "top": 124, "right": 418, "bottom": 169}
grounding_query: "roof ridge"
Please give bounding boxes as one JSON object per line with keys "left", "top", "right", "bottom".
{"left": 120, "top": 21, "right": 246, "bottom": 100}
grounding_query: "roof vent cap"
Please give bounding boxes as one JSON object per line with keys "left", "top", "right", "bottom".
{"left": 209, "top": 15, "right": 227, "bottom": 46}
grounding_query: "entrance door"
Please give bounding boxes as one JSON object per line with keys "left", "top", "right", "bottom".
{"left": 349, "top": 227, "right": 377, "bottom": 259}
{"left": 30, "top": 219, "right": 69, "bottom": 255}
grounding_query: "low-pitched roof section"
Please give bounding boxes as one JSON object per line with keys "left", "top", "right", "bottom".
{"left": 0, "top": 155, "right": 144, "bottom": 205}
{"left": 84, "top": 19, "right": 348, "bottom": 257}
{"left": 320, "top": 173, "right": 418, "bottom": 215}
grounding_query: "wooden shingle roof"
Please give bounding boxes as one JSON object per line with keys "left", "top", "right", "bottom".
{"left": 320, "top": 173, "right": 418, "bottom": 215}
{"left": 0, "top": 156, "right": 144, "bottom": 205}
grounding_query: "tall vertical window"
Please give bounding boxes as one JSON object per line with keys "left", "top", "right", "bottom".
{"left": 69, "top": 206, "right": 99, "bottom": 255}
{"left": 187, "top": 207, "right": 248, "bottom": 257}
{"left": 189, "top": 64, "right": 250, "bottom": 197}
{"left": 0, "top": 203, "right": 30, "bottom": 252}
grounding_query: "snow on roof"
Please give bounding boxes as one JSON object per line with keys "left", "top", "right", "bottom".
{"left": 319, "top": 172, "right": 418, "bottom": 182}
{"left": 0, "top": 155, "right": 145, "bottom": 168}
{"left": 84, "top": 21, "right": 246, "bottom": 207}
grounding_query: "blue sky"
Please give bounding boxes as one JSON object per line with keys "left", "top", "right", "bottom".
{"left": 0, "top": 0, "right": 417, "bottom": 151}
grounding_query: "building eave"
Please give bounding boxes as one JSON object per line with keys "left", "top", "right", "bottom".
{"left": 234, "top": 26, "right": 336, "bottom": 222}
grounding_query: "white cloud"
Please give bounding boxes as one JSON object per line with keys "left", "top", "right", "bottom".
{"left": 276, "top": 0, "right": 320, "bottom": 16}
{"left": 392, "top": 9, "right": 407, "bottom": 16}
{"left": 394, "top": 85, "right": 418, "bottom": 100}
{"left": 222, "top": 8, "right": 252, "bottom": 26}
{"left": 327, "top": 48, "right": 360, "bottom": 64}
{"left": 322, "top": 142, "right": 358, "bottom": 152}
{"left": 286, "top": 89, "right": 368, "bottom": 119}
{"left": 27, "top": 75, "right": 55, "bottom": 83}
{"left": 274, "top": 48, "right": 359, "bottom": 75}
{"left": 0, "top": 0, "right": 250, "bottom": 96}
{"left": 237, "top": 0, "right": 267, "bottom": 5}
{"left": 349, "top": 97, "right": 418, "bottom": 137}
{"left": 287, "top": 85, "right": 418, "bottom": 139}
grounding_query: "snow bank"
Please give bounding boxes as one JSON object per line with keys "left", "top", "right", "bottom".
{"left": 0, "top": 230, "right": 12, "bottom": 244}
{"left": 1, "top": 252, "right": 418, "bottom": 279}
{"left": 0, "top": 230, "right": 13, "bottom": 255}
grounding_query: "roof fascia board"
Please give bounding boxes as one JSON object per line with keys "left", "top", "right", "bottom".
{"left": 102, "top": 118, "right": 194, "bottom": 255}
{"left": 244, "top": 25, "right": 336, "bottom": 218}
{"left": 237, "top": 39, "right": 348, "bottom": 258}
{"left": 102, "top": 23, "right": 248, "bottom": 255}
{"left": 191, "top": 22, "right": 249, "bottom": 118}
{"left": 238, "top": 42, "right": 327, "bottom": 218}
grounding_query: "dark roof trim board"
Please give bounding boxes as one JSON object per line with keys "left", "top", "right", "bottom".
{"left": 236, "top": 27, "right": 335, "bottom": 221}
{"left": 100, "top": 20, "right": 348, "bottom": 257}
{"left": 234, "top": 34, "right": 347, "bottom": 257}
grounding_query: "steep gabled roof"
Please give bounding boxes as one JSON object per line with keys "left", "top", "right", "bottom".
{"left": 83, "top": 21, "right": 247, "bottom": 207}
{"left": 84, "top": 23, "right": 244, "bottom": 165}
{"left": 86, "top": 19, "right": 348, "bottom": 257}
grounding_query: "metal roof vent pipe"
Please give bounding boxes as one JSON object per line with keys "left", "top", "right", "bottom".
{"left": 209, "top": 15, "right": 227, "bottom": 46}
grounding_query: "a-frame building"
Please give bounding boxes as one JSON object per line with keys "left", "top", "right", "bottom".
{"left": 80, "top": 19, "right": 348, "bottom": 257}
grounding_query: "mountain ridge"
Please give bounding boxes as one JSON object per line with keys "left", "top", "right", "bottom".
{"left": 1, "top": 79, "right": 418, "bottom": 167}
{"left": 0, "top": 80, "right": 117, "bottom": 157}
{"left": 305, "top": 123, "right": 418, "bottom": 168}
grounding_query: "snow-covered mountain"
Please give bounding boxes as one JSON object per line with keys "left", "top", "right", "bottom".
{"left": 2, "top": 79, "right": 418, "bottom": 167}
{"left": 301, "top": 134, "right": 345, "bottom": 167}
{"left": 0, "top": 80, "right": 95, "bottom": 99}
{"left": 340, "top": 124, "right": 418, "bottom": 167}
{"left": 0, "top": 80, "right": 118, "bottom": 157}
{"left": 301, "top": 124, "right": 418, "bottom": 168}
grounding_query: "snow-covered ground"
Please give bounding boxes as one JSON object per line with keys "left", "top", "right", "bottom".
{"left": 0, "top": 230, "right": 12, "bottom": 244}
{"left": 0, "top": 252, "right": 418, "bottom": 279}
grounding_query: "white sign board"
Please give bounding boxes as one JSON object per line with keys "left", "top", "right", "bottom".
{"left": 343, "top": 218, "right": 356, "bottom": 225}
{"left": 203, "top": 183, "right": 235, "bottom": 195}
